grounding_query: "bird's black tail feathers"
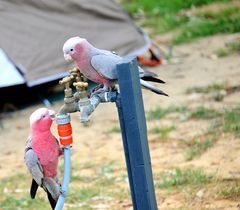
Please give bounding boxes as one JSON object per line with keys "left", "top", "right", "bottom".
{"left": 141, "top": 76, "right": 165, "bottom": 84}
{"left": 30, "top": 179, "right": 38, "bottom": 199}
{"left": 140, "top": 79, "right": 168, "bottom": 96}
{"left": 30, "top": 179, "right": 57, "bottom": 210}
{"left": 140, "top": 68, "right": 165, "bottom": 84}
{"left": 46, "top": 190, "right": 57, "bottom": 210}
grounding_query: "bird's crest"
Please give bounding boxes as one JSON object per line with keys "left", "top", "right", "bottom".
{"left": 29, "top": 108, "right": 48, "bottom": 126}
{"left": 63, "top": 36, "right": 86, "bottom": 52}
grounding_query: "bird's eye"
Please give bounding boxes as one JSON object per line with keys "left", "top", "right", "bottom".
{"left": 41, "top": 114, "right": 46, "bottom": 118}
{"left": 70, "top": 49, "right": 73, "bottom": 52}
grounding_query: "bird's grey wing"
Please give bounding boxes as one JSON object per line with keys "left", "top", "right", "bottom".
{"left": 25, "top": 136, "right": 33, "bottom": 152}
{"left": 91, "top": 54, "right": 123, "bottom": 80}
{"left": 54, "top": 136, "right": 62, "bottom": 156}
{"left": 99, "top": 49, "right": 118, "bottom": 56}
{"left": 43, "top": 177, "right": 61, "bottom": 201}
{"left": 24, "top": 138, "right": 43, "bottom": 186}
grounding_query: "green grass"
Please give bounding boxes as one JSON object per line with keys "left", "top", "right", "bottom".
{"left": 215, "top": 47, "right": 229, "bottom": 57}
{"left": 157, "top": 168, "right": 210, "bottom": 189}
{"left": 1, "top": 195, "right": 49, "bottom": 210}
{"left": 223, "top": 105, "right": 240, "bottom": 136}
{"left": 0, "top": 171, "right": 128, "bottom": 210}
{"left": 217, "top": 181, "right": 240, "bottom": 198}
{"left": 123, "top": 0, "right": 229, "bottom": 16}
{"left": 80, "top": 161, "right": 97, "bottom": 170}
{"left": 124, "top": 0, "right": 198, "bottom": 34}
{"left": 215, "top": 39, "right": 240, "bottom": 57}
{"left": 227, "top": 39, "right": 240, "bottom": 51}
{"left": 94, "top": 177, "right": 116, "bottom": 187}
{"left": 212, "top": 91, "right": 226, "bottom": 102}
{"left": 123, "top": 0, "right": 240, "bottom": 44}
{"left": 68, "top": 187, "right": 101, "bottom": 203}
{"left": 107, "top": 125, "right": 121, "bottom": 133}
{"left": 190, "top": 106, "right": 221, "bottom": 119}
{"left": 186, "top": 82, "right": 227, "bottom": 94}
{"left": 173, "top": 6, "right": 240, "bottom": 44}
{"left": 147, "top": 106, "right": 188, "bottom": 120}
{"left": 70, "top": 174, "right": 95, "bottom": 182}
{"left": 99, "top": 161, "right": 115, "bottom": 176}
{"left": 186, "top": 82, "right": 228, "bottom": 101}
{"left": 147, "top": 107, "right": 171, "bottom": 120}
{"left": 185, "top": 138, "right": 214, "bottom": 160}
{"left": 111, "top": 188, "right": 130, "bottom": 200}
{"left": 148, "top": 103, "right": 240, "bottom": 142}
{"left": 150, "top": 125, "right": 175, "bottom": 139}
{"left": 182, "top": 105, "right": 240, "bottom": 160}
{"left": 0, "top": 173, "right": 50, "bottom": 210}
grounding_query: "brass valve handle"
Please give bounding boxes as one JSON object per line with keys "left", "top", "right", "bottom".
{"left": 59, "top": 76, "right": 72, "bottom": 85}
{"left": 69, "top": 67, "right": 84, "bottom": 83}
{"left": 73, "top": 82, "right": 88, "bottom": 90}
{"left": 69, "top": 67, "right": 80, "bottom": 74}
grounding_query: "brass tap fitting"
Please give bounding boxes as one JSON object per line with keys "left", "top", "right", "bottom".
{"left": 73, "top": 81, "right": 89, "bottom": 107}
{"left": 59, "top": 76, "right": 73, "bottom": 98}
{"left": 68, "top": 67, "right": 79, "bottom": 74}
{"left": 69, "top": 68, "right": 83, "bottom": 82}
{"left": 73, "top": 81, "right": 88, "bottom": 99}
{"left": 73, "top": 82, "right": 88, "bottom": 90}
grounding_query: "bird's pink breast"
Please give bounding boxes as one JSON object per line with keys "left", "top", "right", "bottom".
{"left": 32, "top": 134, "right": 60, "bottom": 178}
{"left": 76, "top": 60, "right": 109, "bottom": 84}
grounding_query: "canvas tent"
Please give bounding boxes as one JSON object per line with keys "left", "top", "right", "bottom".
{"left": 0, "top": 0, "right": 150, "bottom": 88}
{"left": 0, "top": 49, "right": 25, "bottom": 87}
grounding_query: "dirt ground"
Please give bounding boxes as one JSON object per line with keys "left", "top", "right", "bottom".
{"left": 1, "top": 33, "right": 240, "bottom": 209}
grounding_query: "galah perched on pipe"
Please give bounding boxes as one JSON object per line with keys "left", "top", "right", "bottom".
{"left": 63, "top": 36, "right": 168, "bottom": 96}
{"left": 24, "top": 108, "right": 62, "bottom": 210}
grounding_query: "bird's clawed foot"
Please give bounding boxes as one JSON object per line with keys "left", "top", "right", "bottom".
{"left": 90, "top": 84, "right": 110, "bottom": 97}
{"left": 89, "top": 84, "right": 103, "bottom": 97}
{"left": 59, "top": 188, "right": 64, "bottom": 195}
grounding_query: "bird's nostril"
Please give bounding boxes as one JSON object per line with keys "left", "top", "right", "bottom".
{"left": 70, "top": 49, "right": 73, "bottom": 51}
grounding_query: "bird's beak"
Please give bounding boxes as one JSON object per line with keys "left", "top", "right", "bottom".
{"left": 64, "top": 53, "right": 72, "bottom": 61}
{"left": 48, "top": 109, "right": 55, "bottom": 119}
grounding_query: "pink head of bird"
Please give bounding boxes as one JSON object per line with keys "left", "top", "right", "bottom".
{"left": 63, "top": 36, "right": 87, "bottom": 61}
{"left": 30, "top": 108, "right": 55, "bottom": 132}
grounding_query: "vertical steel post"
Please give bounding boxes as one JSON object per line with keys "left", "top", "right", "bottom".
{"left": 115, "top": 59, "right": 158, "bottom": 210}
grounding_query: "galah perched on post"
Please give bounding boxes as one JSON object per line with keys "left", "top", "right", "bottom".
{"left": 24, "top": 108, "right": 62, "bottom": 210}
{"left": 63, "top": 36, "right": 168, "bottom": 96}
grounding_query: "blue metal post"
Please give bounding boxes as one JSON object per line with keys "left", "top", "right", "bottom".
{"left": 116, "top": 59, "right": 158, "bottom": 210}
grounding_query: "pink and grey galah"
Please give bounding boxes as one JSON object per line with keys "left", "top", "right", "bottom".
{"left": 63, "top": 36, "right": 168, "bottom": 96}
{"left": 24, "top": 108, "right": 62, "bottom": 210}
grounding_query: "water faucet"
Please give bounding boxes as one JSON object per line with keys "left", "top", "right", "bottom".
{"left": 58, "top": 68, "right": 118, "bottom": 122}
{"left": 79, "top": 91, "right": 118, "bottom": 123}
{"left": 59, "top": 76, "right": 73, "bottom": 97}
{"left": 69, "top": 67, "right": 83, "bottom": 83}
{"left": 73, "top": 81, "right": 91, "bottom": 122}
{"left": 58, "top": 76, "right": 79, "bottom": 114}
